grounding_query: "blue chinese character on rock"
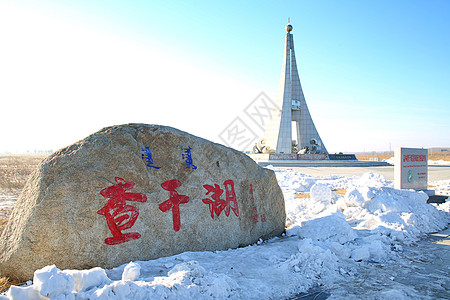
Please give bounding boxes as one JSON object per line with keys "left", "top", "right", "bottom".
{"left": 181, "top": 146, "right": 197, "bottom": 170}
{"left": 141, "top": 147, "right": 161, "bottom": 169}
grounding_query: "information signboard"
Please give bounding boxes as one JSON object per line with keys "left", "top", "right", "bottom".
{"left": 394, "top": 147, "right": 428, "bottom": 191}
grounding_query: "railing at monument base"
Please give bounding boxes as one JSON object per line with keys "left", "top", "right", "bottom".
{"left": 248, "top": 153, "right": 360, "bottom": 161}
{"left": 269, "top": 154, "right": 328, "bottom": 160}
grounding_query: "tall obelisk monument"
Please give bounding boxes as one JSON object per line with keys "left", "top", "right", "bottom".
{"left": 264, "top": 21, "right": 327, "bottom": 154}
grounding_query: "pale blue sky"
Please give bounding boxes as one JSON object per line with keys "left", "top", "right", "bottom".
{"left": 1, "top": 0, "right": 449, "bottom": 153}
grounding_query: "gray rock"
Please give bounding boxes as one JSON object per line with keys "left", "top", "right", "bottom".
{"left": 0, "top": 124, "right": 285, "bottom": 281}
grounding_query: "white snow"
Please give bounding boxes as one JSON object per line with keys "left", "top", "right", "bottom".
{"left": 430, "top": 179, "right": 450, "bottom": 196}
{"left": 0, "top": 191, "right": 17, "bottom": 219}
{"left": 1, "top": 168, "right": 449, "bottom": 299}
{"left": 121, "top": 262, "right": 141, "bottom": 282}
{"left": 428, "top": 159, "right": 450, "bottom": 165}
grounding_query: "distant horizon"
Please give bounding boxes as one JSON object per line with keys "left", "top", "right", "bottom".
{"left": 1, "top": 147, "right": 449, "bottom": 156}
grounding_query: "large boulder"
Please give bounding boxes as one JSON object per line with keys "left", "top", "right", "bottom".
{"left": 0, "top": 124, "right": 285, "bottom": 281}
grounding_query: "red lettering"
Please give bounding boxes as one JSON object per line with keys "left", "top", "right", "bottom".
{"left": 260, "top": 214, "right": 266, "bottom": 222}
{"left": 202, "top": 184, "right": 227, "bottom": 219}
{"left": 97, "top": 177, "right": 147, "bottom": 245}
{"left": 403, "top": 154, "right": 426, "bottom": 162}
{"left": 224, "top": 180, "right": 239, "bottom": 217}
{"left": 249, "top": 184, "right": 258, "bottom": 223}
{"left": 202, "top": 180, "right": 239, "bottom": 219}
{"left": 159, "top": 179, "right": 190, "bottom": 232}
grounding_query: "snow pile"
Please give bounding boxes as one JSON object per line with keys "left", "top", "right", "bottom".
{"left": 430, "top": 179, "right": 450, "bottom": 196}
{"left": 284, "top": 238, "right": 341, "bottom": 285}
{"left": 121, "top": 261, "right": 140, "bottom": 282}
{"left": 342, "top": 186, "right": 448, "bottom": 245}
{"left": 2, "top": 168, "right": 449, "bottom": 300}
{"left": 383, "top": 157, "right": 395, "bottom": 165}
{"left": 89, "top": 260, "right": 239, "bottom": 299}
{"left": 5, "top": 262, "right": 239, "bottom": 300}
{"left": 428, "top": 159, "right": 450, "bottom": 165}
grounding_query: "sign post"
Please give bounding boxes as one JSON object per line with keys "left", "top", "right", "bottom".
{"left": 394, "top": 147, "right": 434, "bottom": 196}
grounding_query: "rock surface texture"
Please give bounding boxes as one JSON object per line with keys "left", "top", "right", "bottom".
{"left": 0, "top": 124, "right": 285, "bottom": 281}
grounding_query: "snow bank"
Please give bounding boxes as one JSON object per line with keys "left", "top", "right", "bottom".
{"left": 430, "top": 179, "right": 450, "bottom": 196}
{"left": 5, "top": 262, "right": 239, "bottom": 300}
{"left": 2, "top": 168, "right": 449, "bottom": 300}
{"left": 428, "top": 159, "right": 450, "bottom": 165}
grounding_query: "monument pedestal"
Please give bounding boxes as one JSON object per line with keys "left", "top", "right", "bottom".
{"left": 269, "top": 154, "right": 328, "bottom": 160}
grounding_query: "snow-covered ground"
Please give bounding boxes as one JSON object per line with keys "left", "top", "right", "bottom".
{"left": 0, "top": 192, "right": 16, "bottom": 220}
{"left": 1, "top": 167, "right": 449, "bottom": 299}
{"left": 428, "top": 160, "right": 450, "bottom": 165}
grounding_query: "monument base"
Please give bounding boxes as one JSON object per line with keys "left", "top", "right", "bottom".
{"left": 247, "top": 154, "right": 390, "bottom": 167}
{"left": 270, "top": 153, "right": 328, "bottom": 160}
{"left": 255, "top": 160, "right": 391, "bottom": 168}
{"left": 248, "top": 153, "right": 354, "bottom": 161}
{"left": 248, "top": 153, "right": 328, "bottom": 161}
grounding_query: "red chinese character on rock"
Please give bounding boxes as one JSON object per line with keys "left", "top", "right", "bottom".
{"left": 249, "top": 184, "right": 258, "bottom": 223}
{"left": 202, "top": 184, "right": 227, "bottom": 218}
{"left": 260, "top": 214, "right": 266, "bottom": 222}
{"left": 224, "top": 180, "right": 239, "bottom": 217}
{"left": 202, "top": 180, "right": 239, "bottom": 219}
{"left": 97, "top": 177, "right": 147, "bottom": 245}
{"left": 159, "top": 179, "right": 190, "bottom": 232}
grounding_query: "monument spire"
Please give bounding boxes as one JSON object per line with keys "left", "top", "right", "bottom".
{"left": 263, "top": 21, "right": 327, "bottom": 154}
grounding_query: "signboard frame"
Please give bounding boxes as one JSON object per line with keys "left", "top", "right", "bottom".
{"left": 394, "top": 147, "right": 428, "bottom": 191}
